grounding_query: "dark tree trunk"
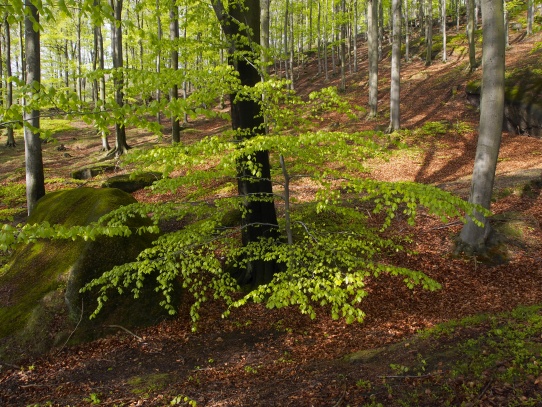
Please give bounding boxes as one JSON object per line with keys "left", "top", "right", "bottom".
{"left": 212, "top": 0, "right": 280, "bottom": 286}
{"left": 107, "top": 0, "right": 130, "bottom": 158}
{"left": 24, "top": 0, "right": 45, "bottom": 215}
{"left": 4, "top": 17, "right": 15, "bottom": 147}
{"left": 170, "top": 0, "right": 181, "bottom": 143}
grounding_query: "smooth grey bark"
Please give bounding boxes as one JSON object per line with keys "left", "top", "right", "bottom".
{"left": 441, "top": 0, "right": 446, "bottom": 62}
{"left": 404, "top": 0, "right": 409, "bottom": 62}
{"left": 527, "top": 0, "right": 534, "bottom": 35}
{"left": 367, "top": 0, "right": 378, "bottom": 117}
{"left": 388, "top": 0, "right": 401, "bottom": 132}
{"left": 425, "top": 0, "right": 432, "bottom": 66}
{"left": 459, "top": 0, "right": 505, "bottom": 253}
{"left": 170, "top": 0, "right": 181, "bottom": 143}
{"left": 107, "top": 0, "right": 130, "bottom": 158}
{"left": 156, "top": 0, "right": 162, "bottom": 125}
{"left": 24, "top": 0, "right": 45, "bottom": 216}
{"left": 4, "top": 17, "right": 15, "bottom": 147}
{"left": 339, "top": 0, "right": 346, "bottom": 91}
{"left": 467, "top": 0, "right": 476, "bottom": 71}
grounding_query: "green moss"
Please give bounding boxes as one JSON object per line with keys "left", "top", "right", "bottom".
{"left": 127, "top": 373, "right": 174, "bottom": 395}
{"left": 0, "top": 188, "right": 165, "bottom": 361}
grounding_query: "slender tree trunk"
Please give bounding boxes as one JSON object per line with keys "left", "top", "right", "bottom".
{"left": 404, "top": 0, "right": 409, "bottom": 62}
{"left": 527, "top": 0, "right": 534, "bottom": 35}
{"left": 212, "top": 0, "right": 280, "bottom": 286}
{"left": 388, "top": 0, "right": 401, "bottom": 132}
{"left": 441, "top": 0, "right": 447, "bottom": 62}
{"left": 170, "top": 0, "right": 181, "bottom": 143}
{"left": 95, "top": 18, "right": 110, "bottom": 151}
{"left": 458, "top": 0, "right": 505, "bottom": 254}
{"left": 504, "top": 0, "right": 509, "bottom": 48}
{"left": 425, "top": 0, "right": 433, "bottom": 66}
{"left": 378, "top": 0, "right": 383, "bottom": 60}
{"left": 4, "top": 17, "right": 15, "bottom": 147}
{"left": 19, "top": 21, "right": 25, "bottom": 85}
{"left": 156, "top": 0, "right": 162, "bottom": 124}
{"left": 353, "top": 0, "right": 358, "bottom": 72}
{"left": 340, "top": 0, "right": 347, "bottom": 91}
{"left": 24, "top": 0, "right": 45, "bottom": 216}
{"left": 467, "top": 0, "right": 476, "bottom": 71}
{"left": 108, "top": 0, "right": 130, "bottom": 158}
{"left": 367, "top": 0, "right": 378, "bottom": 117}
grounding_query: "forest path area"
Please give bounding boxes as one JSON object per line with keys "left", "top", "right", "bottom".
{"left": 1, "top": 28, "right": 542, "bottom": 407}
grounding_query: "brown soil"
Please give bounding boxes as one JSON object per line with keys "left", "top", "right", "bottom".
{"left": 1, "top": 27, "right": 542, "bottom": 407}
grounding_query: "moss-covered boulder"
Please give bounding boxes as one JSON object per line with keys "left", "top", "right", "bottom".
{"left": 102, "top": 172, "right": 162, "bottom": 193}
{"left": 71, "top": 164, "right": 116, "bottom": 180}
{"left": 466, "top": 70, "right": 542, "bottom": 137}
{"left": 0, "top": 188, "right": 173, "bottom": 362}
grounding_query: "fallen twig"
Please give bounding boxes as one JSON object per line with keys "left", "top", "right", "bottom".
{"left": 106, "top": 325, "right": 143, "bottom": 341}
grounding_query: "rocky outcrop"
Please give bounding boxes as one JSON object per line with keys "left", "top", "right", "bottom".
{"left": 0, "top": 188, "right": 173, "bottom": 362}
{"left": 466, "top": 70, "right": 542, "bottom": 137}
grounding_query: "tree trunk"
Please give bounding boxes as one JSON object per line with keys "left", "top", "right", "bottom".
{"left": 170, "top": 0, "right": 181, "bottom": 143}
{"left": 441, "top": 0, "right": 447, "bottom": 62}
{"left": 467, "top": 0, "right": 476, "bottom": 71}
{"left": 388, "top": 0, "right": 401, "bottom": 132}
{"left": 458, "top": 0, "right": 505, "bottom": 254}
{"left": 156, "top": 0, "right": 162, "bottom": 125}
{"left": 367, "top": 0, "right": 378, "bottom": 117}
{"left": 425, "top": 0, "right": 433, "bottom": 66}
{"left": 260, "top": 0, "right": 270, "bottom": 76}
{"left": 339, "top": 0, "right": 347, "bottom": 91}
{"left": 4, "top": 17, "right": 15, "bottom": 147}
{"left": 404, "top": 0, "right": 409, "bottom": 62}
{"left": 527, "top": 0, "right": 534, "bottom": 36}
{"left": 108, "top": 0, "right": 130, "bottom": 158}
{"left": 212, "top": 0, "right": 280, "bottom": 286}
{"left": 24, "top": 0, "right": 45, "bottom": 216}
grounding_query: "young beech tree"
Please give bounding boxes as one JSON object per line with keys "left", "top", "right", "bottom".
{"left": 458, "top": 0, "right": 505, "bottom": 254}
{"left": 24, "top": 0, "right": 45, "bottom": 216}
{"left": 211, "top": 0, "right": 281, "bottom": 285}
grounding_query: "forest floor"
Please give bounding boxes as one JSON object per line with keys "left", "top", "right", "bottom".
{"left": 1, "top": 26, "right": 542, "bottom": 407}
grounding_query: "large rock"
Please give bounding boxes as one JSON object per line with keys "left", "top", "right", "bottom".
{"left": 102, "top": 172, "right": 162, "bottom": 193}
{"left": 0, "top": 188, "right": 172, "bottom": 362}
{"left": 466, "top": 71, "right": 542, "bottom": 137}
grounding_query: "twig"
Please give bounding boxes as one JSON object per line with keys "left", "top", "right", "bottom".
{"left": 430, "top": 220, "right": 462, "bottom": 230}
{"left": 0, "top": 360, "right": 21, "bottom": 369}
{"left": 476, "top": 377, "right": 494, "bottom": 401}
{"left": 106, "top": 325, "right": 143, "bottom": 341}
{"left": 20, "top": 384, "right": 51, "bottom": 388}
{"left": 56, "top": 299, "right": 84, "bottom": 355}
{"left": 378, "top": 372, "right": 443, "bottom": 379}
{"left": 332, "top": 384, "right": 347, "bottom": 407}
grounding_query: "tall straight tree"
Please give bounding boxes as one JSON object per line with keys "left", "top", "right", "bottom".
{"left": 24, "top": 0, "right": 45, "bottom": 215}
{"left": 388, "top": 0, "right": 401, "bottom": 132}
{"left": 441, "top": 0, "right": 446, "bottom": 63}
{"left": 108, "top": 0, "right": 130, "bottom": 157}
{"left": 458, "top": 0, "right": 505, "bottom": 253}
{"left": 170, "top": 0, "right": 181, "bottom": 143}
{"left": 425, "top": 0, "right": 433, "bottom": 66}
{"left": 467, "top": 0, "right": 476, "bottom": 71}
{"left": 4, "top": 17, "right": 16, "bottom": 147}
{"left": 367, "top": 0, "right": 378, "bottom": 117}
{"left": 212, "top": 0, "right": 280, "bottom": 286}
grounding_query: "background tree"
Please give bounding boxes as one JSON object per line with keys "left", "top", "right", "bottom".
{"left": 108, "top": 0, "right": 131, "bottom": 157}
{"left": 425, "top": 0, "right": 433, "bottom": 66}
{"left": 367, "top": 0, "right": 378, "bottom": 117}
{"left": 170, "top": 0, "right": 181, "bottom": 143}
{"left": 4, "top": 17, "right": 16, "bottom": 147}
{"left": 467, "top": 0, "right": 476, "bottom": 71}
{"left": 388, "top": 0, "right": 401, "bottom": 132}
{"left": 458, "top": 0, "right": 505, "bottom": 253}
{"left": 24, "top": 0, "right": 45, "bottom": 215}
